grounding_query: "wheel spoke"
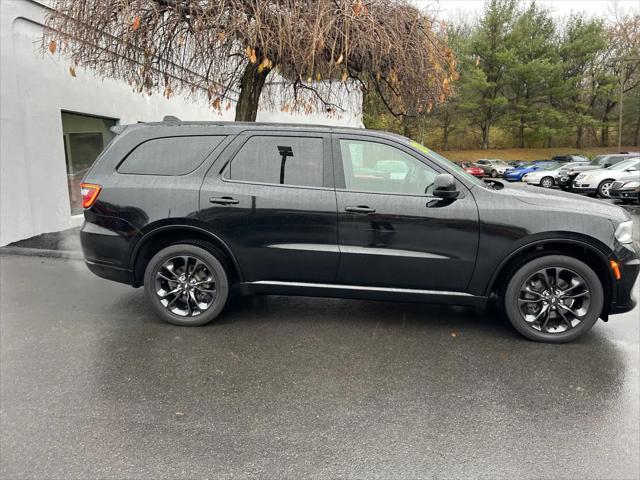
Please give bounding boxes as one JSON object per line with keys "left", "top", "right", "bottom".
{"left": 157, "top": 272, "right": 178, "bottom": 283}
{"left": 557, "top": 307, "right": 574, "bottom": 328}
{"left": 159, "top": 286, "right": 181, "bottom": 298}
{"left": 184, "top": 291, "right": 192, "bottom": 316}
{"left": 558, "top": 303, "right": 584, "bottom": 319}
{"left": 162, "top": 264, "right": 179, "bottom": 279}
{"left": 562, "top": 290, "right": 589, "bottom": 300}
{"left": 540, "top": 310, "right": 552, "bottom": 332}
{"left": 518, "top": 297, "right": 542, "bottom": 304}
{"left": 523, "top": 286, "right": 543, "bottom": 297}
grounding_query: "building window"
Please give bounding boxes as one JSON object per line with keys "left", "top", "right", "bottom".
{"left": 61, "top": 112, "right": 117, "bottom": 214}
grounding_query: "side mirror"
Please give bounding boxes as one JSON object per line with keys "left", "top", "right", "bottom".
{"left": 433, "top": 173, "right": 460, "bottom": 200}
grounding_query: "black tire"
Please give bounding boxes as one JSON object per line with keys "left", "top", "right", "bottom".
{"left": 597, "top": 179, "right": 614, "bottom": 198}
{"left": 143, "top": 243, "right": 230, "bottom": 326}
{"left": 504, "top": 255, "right": 603, "bottom": 343}
{"left": 490, "top": 169, "right": 498, "bottom": 178}
{"left": 540, "top": 176, "right": 554, "bottom": 188}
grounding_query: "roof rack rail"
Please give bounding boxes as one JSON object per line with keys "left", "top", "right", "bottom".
{"left": 163, "top": 115, "right": 182, "bottom": 122}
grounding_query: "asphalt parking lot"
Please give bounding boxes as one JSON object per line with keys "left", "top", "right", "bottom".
{"left": 1, "top": 244, "right": 639, "bottom": 478}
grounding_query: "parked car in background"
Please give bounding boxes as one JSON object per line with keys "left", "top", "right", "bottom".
{"left": 523, "top": 161, "right": 589, "bottom": 188}
{"left": 78, "top": 121, "right": 638, "bottom": 343}
{"left": 609, "top": 175, "right": 640, "bottom": 204}
{"left": 572, "top": 157, "right": 640, "bottom": 198}
{"left": 504, "top": 160, "right": 553, "bottom": 182}
{"left": 557, "top": 153, "right": 640, "bottom": 190}
{"left": 475, "top": 159, "right": 511, "bottom": 177}
{"left": 552, "top": 154, "right": 590, "bottom": 163}
{"left": 459, "top": 162, "right": 484, "bottom": 178}
{"left": 508, "top": 160, "right": 529, "bottom": 168}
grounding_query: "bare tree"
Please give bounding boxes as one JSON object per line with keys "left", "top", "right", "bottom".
{"left": 44, "top": 0, "right": 457, "bottom": 121}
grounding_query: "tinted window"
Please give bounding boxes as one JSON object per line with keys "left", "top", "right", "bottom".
{"left": 224, "top": 136, "right": 323, "bottom": 187}
{"left": 118, "top": 136, "right": 224, "bottom": 175}
{"left": 339, "top": 139, "right": 438, "bottom": 195}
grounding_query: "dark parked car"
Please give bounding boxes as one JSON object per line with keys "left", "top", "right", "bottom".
{"left": 79, "top": 121, "right": 639, "bottom": 343}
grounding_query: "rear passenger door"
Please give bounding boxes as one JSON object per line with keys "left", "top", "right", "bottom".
{"left": 199, "top": 131, "right": 339, "bottom": 283}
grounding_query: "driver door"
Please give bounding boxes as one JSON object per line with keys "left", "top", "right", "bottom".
{"left": 332, "top": 134, "right": 479, "bottom": 291}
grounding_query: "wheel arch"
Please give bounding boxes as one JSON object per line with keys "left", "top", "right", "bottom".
{"left": 130, "top": 225, "right": 242, "bottom": 287}
{"left": 486, "top": 236, "right": 615, "bottom": 315}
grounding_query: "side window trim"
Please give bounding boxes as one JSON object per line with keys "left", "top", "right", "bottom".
{"left": 331, "top": 133, "right": 446, "bottom": 196}
{"left": 218, "top": 131, "right": 334, "bottom": 189}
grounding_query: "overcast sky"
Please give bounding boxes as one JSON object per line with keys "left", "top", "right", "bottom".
{"left": 418, "top": 0, "right": 639, "bottom": 21}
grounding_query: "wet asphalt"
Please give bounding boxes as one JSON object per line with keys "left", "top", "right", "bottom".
{"left": 1, "top": 251, "right": 638, "bottom": 479}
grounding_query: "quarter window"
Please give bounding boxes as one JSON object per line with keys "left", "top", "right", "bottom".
{"left": 224, "top": 136, "right": 323, "bottom": 187}
{"left": 339, "top": 139, "right": 438, "bottom": 195}
{"left": 118, "top": 136, "right": 224, "bottom": 175}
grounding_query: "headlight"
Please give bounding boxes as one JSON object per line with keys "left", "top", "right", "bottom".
{"left": 615, "top": 220, "right": 634, "bottom": 244}
{"left": 622, "top": 181, "right": 640, "bottom": 190}
{"left": 582, "top": 174, "right": 593, "bottom": 182}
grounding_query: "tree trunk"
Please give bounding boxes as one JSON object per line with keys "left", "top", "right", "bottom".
{"left": 576, "top": 126, "right": 583, "bottom": 149}
{"left": 518, "top": 117, "right": 525, "bottom": 149}
{"left": 634, "top": 113, "right": 640, "bottom": 146}
{"left": 600, "top": 122, "right": 608, "bottom": 147}
{"left": 235, "top": 62, "right": 269, "bottom": 122}
{"left": 481, "top": 122, "right": 490, "bottom": 150}
{"left": 443, "top": 123, "right": 449, "bottom": 151}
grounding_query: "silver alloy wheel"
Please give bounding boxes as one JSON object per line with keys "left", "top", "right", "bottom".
{"left": 155, "top": 255, "right": 217, "bottom": 317}
{"left": 541, "top": 177, "right": 553, "bottom": 188}
{"left": 599, "top": 181, "right": 613, "bottom": 198}
{"left": 517, "top": 266, "right": 591, "bottom": 334}
{"left": 491, "top": 170, "right": 498, "bottom": 178}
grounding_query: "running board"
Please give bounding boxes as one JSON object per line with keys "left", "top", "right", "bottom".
{"left": 236, "top": 280, "right": 488, "bottom": 307}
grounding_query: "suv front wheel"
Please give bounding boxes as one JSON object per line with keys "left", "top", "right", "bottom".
{"left": 504, "top": 255, "right": 603, "bottom": 342}
{"left": 144, "top": 243, "right": 230, "bottom": 326}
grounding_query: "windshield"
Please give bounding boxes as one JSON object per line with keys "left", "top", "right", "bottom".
{"left": 541, "top": 162, "right": 560, "bottom": 170}
{"left": 492, "top": 160, "right": 509, "bottom": 166}
{"left": 608, "top": 158, "right": 639, "bottom": 170}
{"left": 409, "top": 141, "right": 485, "bottom": 187}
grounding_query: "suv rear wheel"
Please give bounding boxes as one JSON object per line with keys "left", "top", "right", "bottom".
{"left": 504, "top": 255, "right": 603, "bottom": 342}
{"left": 143, "top": 243, "right": 229, "bottom": 326}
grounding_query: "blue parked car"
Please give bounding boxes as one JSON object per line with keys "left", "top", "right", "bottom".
{"left": 504, "top": 160, "right": 555, "bottom": 181}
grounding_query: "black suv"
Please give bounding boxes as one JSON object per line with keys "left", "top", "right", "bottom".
{"left": 80, "top": 122, "right": 639, "bottom": 342}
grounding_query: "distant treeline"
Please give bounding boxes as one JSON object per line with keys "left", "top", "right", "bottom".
{"left": 364, "top": 0, "right": 640, "bottom": 150}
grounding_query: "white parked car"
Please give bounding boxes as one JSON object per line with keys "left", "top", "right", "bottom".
{"left": 523, "top": 161, "right": 589, "bottom": 188}
{"left": 572, "top": 157, "right": 640, "bottom": 198}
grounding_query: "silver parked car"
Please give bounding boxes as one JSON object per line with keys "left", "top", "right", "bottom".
{"left": 475, "top": 159, "right": 511, "bottom": 177}
{"left": 523, "top": 161, "right": 589, "bottom": 188}
{"left": 573, "top": 157, "right": 640, "bottom": 198}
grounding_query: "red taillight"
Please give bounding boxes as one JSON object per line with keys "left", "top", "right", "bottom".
{"left": 80, "top": 183, "right": 101, "bottom": 209}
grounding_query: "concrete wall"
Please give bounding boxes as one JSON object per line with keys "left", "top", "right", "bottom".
{"left": 0, "top": 0, "right": 362, "bottom": 246}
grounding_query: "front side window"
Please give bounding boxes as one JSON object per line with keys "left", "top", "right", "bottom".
{"left": 339, "top": 139, "right": 438, "bottom": 195}
{"left": 119, "top": 136, "right": 224, "bottom": 175}
{"left": 224, "top": 136, "right": 323, "bottom": 187}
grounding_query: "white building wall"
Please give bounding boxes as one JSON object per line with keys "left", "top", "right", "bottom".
{"left": 0, "top": 0, "right": 362, "bottom": 246}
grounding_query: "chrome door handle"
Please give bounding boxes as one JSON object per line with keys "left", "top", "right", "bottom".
{"left": 344, "top": 205, "right": 376, "bottom": 213}
{"left": 209, "top": 196, "right": 239, "bottom": 205}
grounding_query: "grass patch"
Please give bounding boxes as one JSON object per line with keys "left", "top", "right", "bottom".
{"left": 441, "top": 146, "right": 639, "bottom": 162}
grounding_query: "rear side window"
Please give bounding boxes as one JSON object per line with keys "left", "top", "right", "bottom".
{"left": 118, "top": 136, "right": 224, "bottom": 175}
{"left": 224, "top": 136, "right": 323, "bottom": 187}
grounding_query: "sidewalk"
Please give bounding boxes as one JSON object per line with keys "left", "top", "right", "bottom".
{"left": 1, "top": 227, "right": 82, "bottom": 259}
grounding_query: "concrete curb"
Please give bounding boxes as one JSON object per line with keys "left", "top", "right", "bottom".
{"left": 0, "top": 246, "right": 83, "bottom": 261}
